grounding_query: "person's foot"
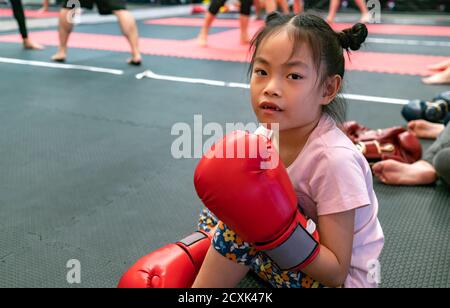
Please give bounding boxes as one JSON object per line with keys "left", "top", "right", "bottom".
{"left": 23, "top": 39, "right": 44, "bottom": 50}
{"left": 372, "top": 159, "right": 437, "bottom": 186}
{"left": 240, "top": 33, "right": 250, "bottom": 45}
{"left": 408, "top": 120, "right": 445, "bottom": 139}
{"left": 326, "top": 15, "right": 334, "bottom": 24}
{"left": 422, "top": 68, "right": 450, "bottom": 85}
{"left": 359, "top": 12, "right": 371, "bottom": 24}
{"left": 197, "top": 32, "right": 208, "bottom": 47}
{"left": 427, "top": 59, "right": 450, "bottom": 71}
{"left": 127, "top": 56, "right": 142, "bottom": 66}
{"left": 51, "top": 51, "right": 66, "bottom": 63}
{"left": 37, "top": 6, "right": 49, "bottom": 13}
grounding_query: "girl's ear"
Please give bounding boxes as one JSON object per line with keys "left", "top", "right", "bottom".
{"left": 321, "top": 75, "right": 342, "bottom": 106}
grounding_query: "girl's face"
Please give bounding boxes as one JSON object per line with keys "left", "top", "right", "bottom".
{"left": 250, "top": 29, "right": 332, "bottom": 131}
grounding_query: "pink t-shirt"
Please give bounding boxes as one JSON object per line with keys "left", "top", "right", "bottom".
{"left": 281, "top": 114, "right": 384, "bottom": 288}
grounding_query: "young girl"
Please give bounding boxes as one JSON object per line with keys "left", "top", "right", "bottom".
{"left": 193, "top": 12, "right": 384, "bottom": 288}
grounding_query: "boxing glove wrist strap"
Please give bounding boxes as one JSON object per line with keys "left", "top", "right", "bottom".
{"left": 256, "top": 216, "right": 320, "bottom": 271}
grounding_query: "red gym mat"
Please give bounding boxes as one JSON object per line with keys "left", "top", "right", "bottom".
{"left": 0, "top": 30, "right": 447, "bottom": 76}
{"left": 146, "top": 18, "right": 450, "bottom": 37}
{"left": 0, "top": 8, "right": 60, "bottom": 18}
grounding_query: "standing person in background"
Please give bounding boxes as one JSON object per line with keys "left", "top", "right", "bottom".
{"left": 326, "top": 0, "right": 370, "bottom": 24}
{"left": 52, "top": 0, "right": 142, "bottom": 65}
{"left": 198, "top": 0, "right": 256, "bottom": 47}
{"left": 10, "top": 0, "right": 43, "bottom": 49}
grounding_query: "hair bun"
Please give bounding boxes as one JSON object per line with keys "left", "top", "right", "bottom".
{"left": 338, "top": 23, "right": 368, "bottom": 51}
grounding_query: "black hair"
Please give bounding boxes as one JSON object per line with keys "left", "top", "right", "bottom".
{"left": 249, "top": 12, "right": 368, "bottom": 124}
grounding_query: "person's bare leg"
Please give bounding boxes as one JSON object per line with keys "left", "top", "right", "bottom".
{"left": 277, "top": 0, "right": 289, "bottom": 14}
{"left": 293, "top": 0, "right": 304, "bottom": 14}
{"left": 265, "top": 0, "right": 277, "bottom": 13}
{"left": 422, "top": 66, "right": 450, "bottom": 85}
{"left": 240, "top": 15, "right": 250, "bottom": 45}
{"left": 408, "top": 120, "right": 445, "bottom": 139}
{"left": 254, "top": 0, "right": 263, "bottom": 20}
{"left": 354, "top": 0, "right": 370, "bottom": 23}
{"left": 52, "top": 8, "right": 73, "bottom": 62}
{"left": 427, "top": 59, "right": 450, "bottom": 71}
{"left": 38, "top": 0, "right": 49, "bottom": 13}
{"left": 114, "top": 10, "right": 141, "bottom": 64}
{"left": 23, "top": 38, "right": 44, "bottom": 50}
{"left": 198, "top": 12, "right": 215, "bottom": 47}
{"left": 326, "top": 0, "right": 341, "bottom": 24}
{"left": 372, "top": 160, "right": 438, "bottom": 186}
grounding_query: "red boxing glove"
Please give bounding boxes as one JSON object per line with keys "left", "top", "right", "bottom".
{"left": 117, "top": 230, "right": 212, "bottom": 288}
{"left": 342, "top": 122, "right": 423, "bottom": 164}
{"left": 341, "top": 121, "right": 370, "bottom": 144}
{"left": 194, "top": 130, "right": 320, "bottom": 271}
{"left": 356, "top": 129, "right": 422, "bottom": 164}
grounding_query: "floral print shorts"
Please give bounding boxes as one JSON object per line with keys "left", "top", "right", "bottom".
{"left": 198, "top": 208, "right": 323, "bottom": 288}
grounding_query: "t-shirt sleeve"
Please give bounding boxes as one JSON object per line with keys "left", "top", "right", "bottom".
{"left": 309, "top": 147, "right": 371, "bottom": 216}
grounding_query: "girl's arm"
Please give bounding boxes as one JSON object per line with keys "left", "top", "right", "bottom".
{"left": 192, "top": 246, "right": 250, "bottom": 288}
{"left": 301, "top": 209, "right": 356, "bottom": 287}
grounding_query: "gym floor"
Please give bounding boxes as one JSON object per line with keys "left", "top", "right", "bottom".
{"left": 0, "top": 4, "right": 449, "bottom": 288}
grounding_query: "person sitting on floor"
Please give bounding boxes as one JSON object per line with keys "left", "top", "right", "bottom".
{"left": 372, "top": 120, "right": 450, "bottom": 187}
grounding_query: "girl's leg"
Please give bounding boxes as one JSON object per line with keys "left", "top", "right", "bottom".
{"left": 326, "top": 0, "right": 341, "bottom": 24}
{"left": 197, "top": 0, "right": 226, "bottom": 47}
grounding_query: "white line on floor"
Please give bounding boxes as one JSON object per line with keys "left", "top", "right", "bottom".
{"left": 367, "top": 37, "right": 450, "bottom": 47}
{"left": 0, "top": 57, "right": 124, "bottom": 75}
{"left": 136, "top": 70, "right": 410, "bottom": 105}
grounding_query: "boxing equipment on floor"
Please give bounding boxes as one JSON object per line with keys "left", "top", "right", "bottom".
{"left": 402, "top": 91, "right": 450, "bottom": 125}
{"left": 117, "top": 230, "right": 213, "bottom": 288}
{"left": 343, "top": 122, "right": 423, "bottom": 164}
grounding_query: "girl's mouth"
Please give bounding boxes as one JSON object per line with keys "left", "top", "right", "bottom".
{"left": 259, "top": 102, "right": 283, "bottom": 112}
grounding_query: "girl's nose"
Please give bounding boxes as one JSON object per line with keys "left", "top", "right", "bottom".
{"left": 264, "top": 80, "right": 282, "bottom": 97}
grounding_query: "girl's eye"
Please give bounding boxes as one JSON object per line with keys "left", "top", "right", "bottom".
{"left": 254, "top": 69, "right": 267, "bottom": 76}
{"left": 288, "top": 74, "right": 303, "bottom": 80}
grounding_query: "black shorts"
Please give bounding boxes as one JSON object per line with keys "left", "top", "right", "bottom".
{"left": 62, "top": 0, "right": 127, "bottom": 15}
